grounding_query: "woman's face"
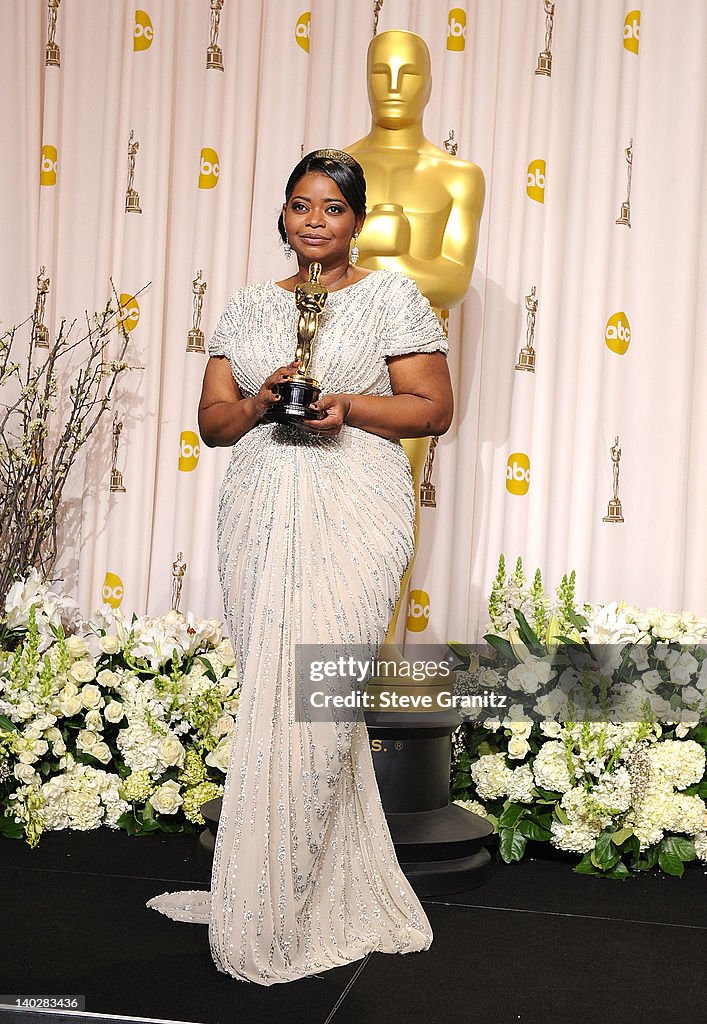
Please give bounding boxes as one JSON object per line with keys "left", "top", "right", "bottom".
{"left": 282, "top": 172, "right": 361, "bottom": 267}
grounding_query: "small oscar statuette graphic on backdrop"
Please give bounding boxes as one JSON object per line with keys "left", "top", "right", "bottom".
{"left": 420, "top": 436, "right": 440, "bottom": 508}
{"left": 187, "top": 270, "right": 207, "bottom": 352}
{"left": 206, "top": 0, "right": 225, "bottom": 70}
{"left": 45, "top": 0, "right": 62, "bottom": 67}
{"left": 33, "top": 266, "right": 51, "bottom": 349}
{"left": 171, "top": 552, "right": 187, "bottom": 613}
{"left": 616, "top": 139, "right": 633, "bottom": 227}
{"left": 603, "top": 435, "right": 624, "bottom": 523}
{"left": 443, "top": 129, "right": 458, "bottom": 156}
{"left": 110, "top": 417, "right": 126, "bottom": 493}
{"left": 535, "top": 0, "right": 555, "bottom": 76}
{"left": 516, "top": 285, "right": 538, "bottom": 372}
{"left": 125, "top": 131, "right": 142, "bottom": 213}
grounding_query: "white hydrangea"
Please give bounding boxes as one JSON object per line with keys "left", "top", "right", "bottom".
{"left": 454, "top": 798, "right": 488, "bottom": 817}
{"left": 647, "top": 740, "right": 705, "bottom": 790}
{"left": 506, "top": 765, "right": 535, "bottom": 803}
{"left": 694, "top": 832, "right": 707, "bottom": 861}
{"left": 532, "top": 741, "right": 573, "bottom": 793}
{"left": 591, "top": 767, "right": 632, "bottom": 813}
{"left": 550, "top": 818, "right": 598, "bottom": 854}
{"left": 470, "top": 753, "right": 512, "bottom": 800}
{"left": 37, "top": 759, "right": 129, "bottom": 832}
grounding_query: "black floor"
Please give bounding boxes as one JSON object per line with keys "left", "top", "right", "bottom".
{"left": 1, "top": 827, "right": 705, "bottom": 1024}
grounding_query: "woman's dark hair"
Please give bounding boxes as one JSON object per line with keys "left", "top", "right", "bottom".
{"left": 277, "top": 149, "right": 366, "bottom": 242}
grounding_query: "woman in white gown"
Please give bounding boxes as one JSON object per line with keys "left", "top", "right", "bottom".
{"left": 147, "top": 150, "right": 453, "bottom": 985}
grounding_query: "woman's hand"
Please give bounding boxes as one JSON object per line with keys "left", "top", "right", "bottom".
{"left": 299, "top": 393, "right": 352, "bottom": 438}
{"left": 253, "top": 361, "right": 301, "bottom": 420}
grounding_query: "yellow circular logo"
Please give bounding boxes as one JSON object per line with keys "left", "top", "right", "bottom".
{"left": 117, "top": 293, "right": 140, "bottom": 333}
{"left": 102, "top": 572, "right": 124, "bottom": 609}
{"left": 134, "top": 10, "right": 154, "bottom": 51}
{"left": 179, "top": 430, "right": 200, "bottom": 472}
{"left": 605, "top": 312, "right": 631, "bottom": 355}
{"left": 526, "top": 159, "right": 546, "bottom": 203}
{"left": 199, "top": 148, "right": 220, "bottom": 189}
{"left": 406, "top": 589, "right": 430, "bottom": 632}
{"left": 295, "top": 12, "right": 311, "bottom": 53}
{"left": 623, "top": 10, "right": 640, "bottom": 54}
{"left": 447, "top": 8, "right": 467, "bottom": 51}
{"left": 41, "top": 144, "right": 58, "bottom": 186}
{"left": 506, "top": 452, "right": 530, "bottom": 495}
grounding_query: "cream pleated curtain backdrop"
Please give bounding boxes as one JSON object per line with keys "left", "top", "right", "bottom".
{"left": 1, "top": 1, "right": 705, "bottom": 643}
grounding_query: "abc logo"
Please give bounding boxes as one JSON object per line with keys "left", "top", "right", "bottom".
{"left": 134, "top": 10, "right": 154, "bottom": 50}
{"left": 623, "top": 10, "right": 640, "bottom": 54}
{"left": 447, "top": 8, "right": 467, "bottom": 51}
{"left": 295, "top": 12, "right": 311, "bottom": 53}
{"left": 179, "top": 430, "right": 200, "bottom": 472}
{"left": 526, "top": 159, "right": 546, "bottom": 203}
{"left": 407, "top": 589, "right": 430, "bottom": 633}
{"left": 605, "top": 311, "right": 631, "bottom": 355}
{"left": 439, "top": 309, "right": 450, "bottom": 336}
{"left": 41, "top": 144, "right": 57, "bottom": 186}
{"left": 117, "top": 293, "right": 140, "bottom": 332}
{"left": 102, "top": 572, "right": 124, "bottom": 609}
{"left": 199, "top": 148, "right": 220, "bottom": 189}
{"left": 506, "top": 452, "right": 530, "bottom": 495}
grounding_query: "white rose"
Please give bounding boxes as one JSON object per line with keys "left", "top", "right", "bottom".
{"left": 16, "top": 699, "right": 35, "bottom": 719}
{"left": 85, "top": 709, "right": 104, "bottom": 732}
{"left": 158, "top": 736, "right": 185, "bottom": 768}
{"left": 540, "top": 720, "right": 563, "bottom": 738}
{"left": 99, "top": 634, "right": 122, "bottom": 655}
{"left": 215, "top": 714, "right": 235, "bottom": 737}
{"left": 507, "top": 735, "right": 531, "bottom": 760}
{"left": 59, "top": 696, "right": 83, "bottom": 717}
{"left": 97, "top": 669, "right": 119, "bottom": 688}
{"left": 149, "top": 780, "right": 183, "bottom": 815}
{"left": 70, "top": 661, "right": 97, "bottom": 684}
{"left": 80, "top": 684, "right": 104, "bottom": 710}
{"left": 216, "top": 639, "right": 236, "bottom": 668}
{"left": 61, "top": 681, "right": 80, "bottom": 699}
{"left": 14, "top": 762, "right": 40, "bottom": 784}
{"left": 89, "top": 741, "right": 112, "bottom": 765}
{"left": 641, "top": 670, "right": 663, "bottom": 692}
{"left": 205, "top": 738, "right": 232, "bottom": 772}
{"left": 65, "top": 635, "right": 90, "bottom": 659}
{"left": 104, "top": 701, "right": 125, "bottom": 724}
{"left": 77, "top": 729, "right": 99, "bottom": 752}
{"left": 51, "top": 737, "right": 67, "bottom": 755}
{"left": 508, "top": 720, "right": 533, "bottom": 738}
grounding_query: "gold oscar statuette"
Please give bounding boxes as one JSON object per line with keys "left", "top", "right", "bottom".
{"left": 45, "top": 0, "right": 61, "bottom": 67}
{"left": 171, "top": 552, "right": 187, "bottom": 613}
{"left": 603, "top": 435, "right": 624, "bottom": 522}
{"left": 187, "top": 270, "right": 207, "bottom": 353}
{"left": 443, "top": 129, "right": 458, "bottom": 156}
{"left": 266, "top": 262, "right": 327, "bottom": 423}
{"left": 125, "top": 131, "right": 142, "bottom": 214}
{"left": 516, "top": 285, "right": 538, "bottom": 372}
{"left": 346, "top": 28, "right": 485, "bottom": 664}
{"left": 110, "top": 417, "right": 126, "bottom": 493}
{"left": 616, "top": 139, "right": 633, "bottom": 228}
{"left": 206, "top": 0, "right": 225, "bottom": 71}
{"left": 33, "top": 266, "right": 51, "bottom": 349}
{"left": 535, "top": 0, "right": 555, "bottom": 77}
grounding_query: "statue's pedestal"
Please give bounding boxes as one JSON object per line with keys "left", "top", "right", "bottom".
{"left": 198, "top": 709, "right": 495, "bottom": 896}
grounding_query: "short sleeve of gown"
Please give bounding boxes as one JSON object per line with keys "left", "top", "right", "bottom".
{"left": 208, "top": 292, "right": 241, "bottom": 358}
{"left": 379, "top": 273, "right": 449, "bottom": 359}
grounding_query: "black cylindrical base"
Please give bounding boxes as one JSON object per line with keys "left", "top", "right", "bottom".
{"left": 267, "top": 378, "right": 322, "bottom": 422}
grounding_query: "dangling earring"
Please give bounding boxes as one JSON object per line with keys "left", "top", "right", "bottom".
{"left": 283, "top": 233, "right": 292, "bottom": 258}
{"left": 350, "top": 232, "right": 359, "bottom": 266}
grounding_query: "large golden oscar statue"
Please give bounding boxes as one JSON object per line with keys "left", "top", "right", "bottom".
{"left": 346, "top": 30, "right": 492, "bottom": 895}
{"left": 346, "top": 29, "right": 484, "bottom": 648}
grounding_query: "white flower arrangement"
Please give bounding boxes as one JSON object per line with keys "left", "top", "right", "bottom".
{"left": 0, "top": 574, "right": 239, "bottom": 847}
{"left": 451, "top": 556, "right": 707, "bottom": 878}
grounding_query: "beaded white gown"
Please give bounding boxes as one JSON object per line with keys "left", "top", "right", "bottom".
{"left": 147, "top": 270, "right": 447, "bottom": 985}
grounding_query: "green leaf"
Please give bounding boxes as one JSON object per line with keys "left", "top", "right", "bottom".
{"left": 592, "top": 831, "right": 621, "bottom": 870}
{"left": 452, "top": 772, "right": 472, "bottom": 788}
{"left": 574, "top": 854, "right": 602, "bottom": 876}
{"left": 657, "top": 841, "right": 685, "bottom": 877}
{"left": 517, "top": 819, "right": 552, "bottom": 842}
{"left": 604, "top": 861, "right": 630, "bottom": 880}
{"left": 447, "top": 641, "right": 472, "bottom": 663}
{"left": 0, "top": 815, "right": 24, "bottom": 839}
{"left": 611, "top": 827, "right": 634, "bottom": 846}
{"left": 0, "top": 715, "right": 17, "bottom": 733}
{"left": 498, "top": 803, "right": 525, "bottom": 828}
{"left": 513, "top": 608, "right": 540, "bottom": 649}
{"left": 661, "top": 835, "right": 696, "bottom": 864}
{"left": 498, "top": 826, "right": 527, "bottom": 863}
{"left": 553, "top": 804, "right": 570, "bottom": 825}
{"left": 197, "top": 656, "right": 218, "bottom": 683}
{"left": 635, "top": 847, "right": 659, "bottom": 871}
{"left": 567, "top": 610, "right": 589, "bottom": 631}
{"left": 533, "top": 786, "right": 563, "bottom": 802}
{"left": 482, "top": 634, "right": 514, "bottom": 661}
